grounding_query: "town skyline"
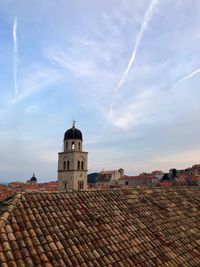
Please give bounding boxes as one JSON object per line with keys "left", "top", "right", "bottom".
{"left": 0, "top": 0, "right": 200, "bottom": 182}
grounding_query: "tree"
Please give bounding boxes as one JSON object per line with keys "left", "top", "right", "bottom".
{"left": 169, "top": 168, "right": 177, "bottom": 180}
{"left": 162, "top": 173, "right": 169, "bottom": 181}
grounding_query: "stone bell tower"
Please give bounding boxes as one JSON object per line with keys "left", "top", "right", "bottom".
{"left": 58, "top": 121, "right": 88, "bottom": 191}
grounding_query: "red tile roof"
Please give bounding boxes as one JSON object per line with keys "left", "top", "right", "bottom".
{"left": 9, "top": 182, "right": 25, "bottom": 187}
{"left": 123, "top": 175, "right": 156, "bottom": 180}
{"left": 0, "top": 188, "right": 200, "bottom": 266}
{"left": 159, "top": 181, "right": 172, "bottom": 186}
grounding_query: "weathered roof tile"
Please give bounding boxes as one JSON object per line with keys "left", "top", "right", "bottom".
{"left": 0, "top": 188, "right": 200, "bottom": 266}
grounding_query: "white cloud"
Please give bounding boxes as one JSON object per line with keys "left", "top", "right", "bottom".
{"left": 0, "top": 64, "right": 64, "bottom": 121}
{"left": 171, "top": 68, "right": 200, "bottom": 89}
{"left": 11, "top": 66, "right": 63, "bottom": 104}
{"left": 108, "top": 89, "right": 154, "bottom": 129}
{"left": 107, "top": 0, "right": 159, "bottom": 120}
{"left": 13, "top": 16, "right": 18, "bottom": 95}
{"left": 46, "top": 50, "right": 99, "bottom": 78}
{"left": 97, "top": 0, "right": 159, "bottom": 132}
{"left": 25, "top": 102, "right": 42, "bottom": 114}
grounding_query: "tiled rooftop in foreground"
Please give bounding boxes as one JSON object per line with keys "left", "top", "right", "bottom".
{"left": 0, "top": 188, "right": 200, "bottom": 267}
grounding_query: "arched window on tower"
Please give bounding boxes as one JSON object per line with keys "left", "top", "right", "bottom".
{"left": 71, "top": 142, "right": 75, "bottom": 150}
{"left": 67, "top": 161, "right": 70, "bottom": 170}
{"left": 78, "top": 142, "right": 81, "bottom": 150}
{"left": 63, "top": 161, "right": 66, "bottom": 170}
{"left": 77, "top": 161, "right": 80, "bottom": 170}
{"left": 78, "top": 181, "right": 84, "bottom": 190}
{"left": 81, "top": 161, "right": 84, "bottom": 170}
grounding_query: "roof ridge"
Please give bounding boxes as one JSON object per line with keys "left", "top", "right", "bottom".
{"left": 0, "top": 193, "right": 22, "bottom": 229}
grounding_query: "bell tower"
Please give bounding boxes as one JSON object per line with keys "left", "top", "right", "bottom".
{"left": 58, "top": 122, "right": 88, "bottom": 191}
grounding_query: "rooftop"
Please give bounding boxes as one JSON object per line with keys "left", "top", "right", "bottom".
{"left": 123, "top": 175, "right": 156, "bottom": 180}
{"left": 0, "top": 188, "right": 200, "bottom": 266}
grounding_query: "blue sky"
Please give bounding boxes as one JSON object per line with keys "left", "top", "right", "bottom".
{"left": 0, "top": 0, "right": 200, "bottom": 182}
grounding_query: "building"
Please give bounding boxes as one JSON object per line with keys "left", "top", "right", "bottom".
{"left": 26, "top": 173, "right": 37, "bottom": 185}
{"left": 119, "top": 174, "right": 158, "bottom": 187}
{"left": 0, "top": 185, "right": 15, "bottom": 201}
{"left": 151, "top": 170, "right": 164, "bottom": 180}
{"left": 40, "top": 181, "right": 58, "bottom": 191}
{"left": 0, "top": 188, "right": 200, "bottom": 266}
{"left": 58, "top": 122, "right": 88, "bottom": 191}
{"left": 96, "top": 169, "right": 124, "bottom": 187}
{"left": 87, "top": 172, "right": 98, "bottom": 187}
{"left": 8, "top": 181, "right": 24, "bottom": 188}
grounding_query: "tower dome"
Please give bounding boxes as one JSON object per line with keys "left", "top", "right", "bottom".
{"left": 64, "top": 122, "right": 82, "bottom": 141}
{"left": 30, "top": 173, "right": 37, "bottom": 182}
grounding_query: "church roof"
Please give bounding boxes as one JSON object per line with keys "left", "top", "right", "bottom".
{"left": 30, "top": 173, "right": 37, "bottom": 182}
{"left": 64, "top": 124, "right": 82, "bottom": 141}
{"left": 0, "top": 188, "right": 200, "bottom": 266}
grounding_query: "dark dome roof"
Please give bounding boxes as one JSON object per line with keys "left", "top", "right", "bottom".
{"left": 30, "top": 173, "right": 37, "bottom": 181}
{"left": 64, "top": 126, "right": 82, "bottom": 141}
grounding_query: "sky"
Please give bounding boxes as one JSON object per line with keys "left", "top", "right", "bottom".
{"left": 0, "top": 0, "right": 200, "bottom": 182}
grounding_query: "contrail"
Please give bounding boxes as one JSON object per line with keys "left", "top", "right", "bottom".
{"left": 105, "top": 0, "right": 159, "bottom": 128}
{"left": 172, "top": 68, "right": 200, "bottom": 89}
{"left": 13, "top": 17, "right": 18, "bottom": 95}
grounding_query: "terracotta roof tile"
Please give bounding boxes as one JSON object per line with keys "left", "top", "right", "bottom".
{"left": 0, "top": 188, "right": 200, "bottom": 266}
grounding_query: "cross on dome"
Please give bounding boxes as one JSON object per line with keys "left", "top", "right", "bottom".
{"left": 73, "top": 120, "right": 76, "bottom": 127}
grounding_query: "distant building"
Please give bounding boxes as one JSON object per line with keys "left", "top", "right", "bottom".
{"left": 159, "top": 180, "right": 172, "bottom": 187}
{"left": 8, "top": 181, "right": 24, "bottom": 188}
{"left": 119, "top": 174, "right": 158, "bottom": 187}
{"left": 58, "top": 122, "right": 88, "bottom": 191}
{"left": 40, "top": 181, "right": 58, "bottom": 191}
{"left": 151, "top": 170, "right": 164, "bottom": 180}
{"left": 26, "top": 173, "right": 37, "bottom": 185}
{"left": 87, "top": 172, "right": 98, "bottom": 187}
{"left": 0, "top": 184, "right": 15, "bottom": 201}
{"left": 96, "top": 168, "right": 124, "bottom": 187}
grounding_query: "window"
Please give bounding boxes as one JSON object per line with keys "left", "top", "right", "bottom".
{"left": 78, "top": 181, "right": 84, "bottom": 190}
{"left": 63, "top": 181, "right": 67, "bottom": 189}
{"left": 71, "top": 142, "right": 75, "bottom": 150}
{"left": 77, "top": 161, "right": 80, "bottom": 170}
{"left": 66, "top": 142, "right": 68, "bottom": 150}
{"left": 67, "top": 161, "right": 70, "bottom": 170}
{"left": 63, "top": 161, "right": 66, "bottom": 170}
{"left": 81, "top": 161, "right": 84, "bottom": 170}
{"left": 78, "top": 142, "right": 81, "bottom": 150}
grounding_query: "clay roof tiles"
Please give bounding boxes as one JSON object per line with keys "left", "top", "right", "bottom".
{"left": 0, "top": 188, "right": 200, "bottom": 266}
{"left": 123, "top": 175, "right": 156, "bottom": 180}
